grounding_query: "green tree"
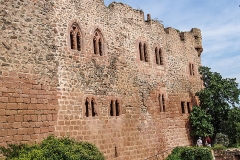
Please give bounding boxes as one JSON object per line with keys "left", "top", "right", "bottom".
{"left": 196, "top": 66, "right": 240, "bottom": 142}
{"left": 225, "top": 107, "right": 240, "bottom": 146}
{"left": 189, "top": 106, "right": 214, "bottom": 138}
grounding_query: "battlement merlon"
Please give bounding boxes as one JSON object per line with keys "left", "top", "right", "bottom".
{"left": 191, "top": 28, "right": 203, "bottom": 56}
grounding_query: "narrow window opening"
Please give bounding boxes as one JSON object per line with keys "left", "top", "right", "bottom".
{"left": 181, "top": 101, "right": 185, "bottom": 114}
{"left": 192, "top": 64, "right": 194, "bottom": 76}
{"left": 139, "top": 42, "right": 143, "bottom": 61}
{"left": 99, "top": 39, "right": 102, "bottom": 56}
{"left": 91, "top": 99, "right": 96, "bottom": 117}
{"left": 116, "top": 100, "right": 119, "bottom": 116}
{"left": 77, "top": 32, "right": 81, "bottom": 51}
{"left": 189, "top": 63, "right": 192, "bottom": 75}
{"left": 115, "top": 146, "right": 118, "bottom": 157}
{"left": 155, "top": 47, "right": 159, "bottom": 65}
{"left": 144, "top": 43, "right": 148, "bottom": 62}
{"left": 187, "top": 102, "right": 191, "bottom": 113}
{"left": 85, "top": 99, "right": 89, "bottom": 117}
{"left": 93, "top": 38, "right": 97, "bottom": 55}
{"left": 159, "top": 49, "right": 163, "bottom": 65}
{"left": 70, "top": 31, "right": 74, "bottom": 49}
{"left": 189, "top": 63, "right": 195, "bottom": 76}
{"left": 158, "top": 94, "right": 162, "bottom": 112}
{"left": 110, "top": 100, "right": 114, "bottom": 116}
{"left": 162, "top": 94, "right": 165, "bottom": 112}
{"left": 194, "top": 36, "right": 198, "bottom": 39}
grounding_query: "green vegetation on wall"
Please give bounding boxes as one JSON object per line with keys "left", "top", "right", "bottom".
{"left": 0, "top": 135, "right": 105, "bottom": 160}
{"left": 166, "top": 146, "right": 213, "bottom": 160}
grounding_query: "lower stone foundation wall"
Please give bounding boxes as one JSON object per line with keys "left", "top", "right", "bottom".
{"left": 55, "top": 109, "right": 191, "bottom": 159}
{"left": 0, "top": 80, "right": 193, "bottom": 160}
{"left": 0, "top": 72, "right": 58, "bottom": 147}
{"left": 214, "top": 149, "right": 240, "bottom": 160}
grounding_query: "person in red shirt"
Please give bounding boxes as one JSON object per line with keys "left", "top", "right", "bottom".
{"left": 205, "top": 136, "right": 211, "bottom": 147}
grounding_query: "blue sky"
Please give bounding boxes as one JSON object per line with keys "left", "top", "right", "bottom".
{"left": 104, "top": 0, "right": 240, "bottom": 85}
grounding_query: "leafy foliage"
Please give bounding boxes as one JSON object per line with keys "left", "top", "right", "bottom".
{"left": 189, "top": 106, "right": 214, "bottom": 137}
{"left": 214, "top": 133, "right": 229, "bottom": 147}
{"left": 212, "top": 144, "right": 227, "bottom": 151}
{"left": 195, "top": 66, "right": 240, "bottom": 143}
{"left": 224, "top": 107, "right": 240, "bottom": 146}
{"left": 166, "top": 146, "right": 213, "bottom": 160}
{"left": 0, "top": 143, "right": 26, "bottom": 159}
{"left": 0, "top": 135, "right": 105, "bottom": 160}
{"left": 165, "top": 147, "right": 185, "bottom": 160}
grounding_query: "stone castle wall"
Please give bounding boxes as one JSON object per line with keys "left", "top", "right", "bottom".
{"left": 0, "top": 0, "right": 203, "bottom": 159}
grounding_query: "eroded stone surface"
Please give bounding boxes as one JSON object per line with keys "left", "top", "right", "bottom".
{"left": 0, "top": 0, "right": 203, "bottom": 159}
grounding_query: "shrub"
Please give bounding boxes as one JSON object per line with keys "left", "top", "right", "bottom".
{"left": 166, "top": 147, "right": 185, "bottom": 160}
{"left": 0, "top": 135, "right": 105, "bottom": 160}
{"left": 166, "top": 146, "right": 213, "bottom": 160}
{"left": 212, "top": 144, "right": 226, "bottom": 151}
{"left": 215, "top": 133, "right": 229, "bottom": 147}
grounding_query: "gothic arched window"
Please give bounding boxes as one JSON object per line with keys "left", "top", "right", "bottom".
{"left": 69, "top": 22, "right": 82, "bottom": 51}
{"left": 93, "top": 29, "right": 104, "bottom": 56}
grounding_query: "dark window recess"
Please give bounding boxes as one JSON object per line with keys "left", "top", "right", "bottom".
{"left": 187, "top": 102, "right": 191, "bottom": 113}
{"left": 181, "top": 101, "right": 185, "bottom": 114}
{"left": 99, "top": 39, "right": 102, "bottom": 56}
{"left": 159, "top": 49, "right": 163, "bottom": 65}
{"left": 110, "top": 99, "right": 121, "bottom": 116}
{"left": 77, "top": 33, "right": 81, "bottom": 51}
{"left": 155, "top": 47, "right": 163, "bottom": 65}
{"left": 110, "top": 100, "right": 114, "bottom": 116}
{"left": 189, "top": 63, "right": 195, "bottom": 76}
{"left": 116, "top": 100, "right": 119, "bottom": 116}
{"left": 139, "top": 42, "right": 143, "bottom": 61}
{"left": 144, "top": 43, "right": 148, "bottom": 62}
{"left": 70, "top": 32, "right": 74, "bottom": 49}
{"left": 155, "top": 47, "right": 159, "bottom": 64}
{"left": 115, "top": 146, "right": 118, "bottom": 157}
{"left": 93, "top": 38, "right": 97, "bottom": 55}
{"left": 70, "top": 23, "right": 82, "bottom": 51}
{"left": 93, "top": 29, "right": 103, "bottom": 56}
{"left": 85, "top": 99, "right": 89, "bottom": 117}
{"left": 91, "top": 99, "right": 96, "bottom": 117}
{"left": 159, "top": 94, "right": 166, "bottom": 112}
{"left": 162, "top": 94, "right": 165, "bottom": 112}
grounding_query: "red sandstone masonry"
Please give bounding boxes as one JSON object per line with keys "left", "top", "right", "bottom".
{"left": 0, "top": 0, "right": 203, "bottom": 159}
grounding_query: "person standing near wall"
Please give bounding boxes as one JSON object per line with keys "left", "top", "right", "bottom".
{"left": 205, "top": 136, "right": 211, "bottom": 147}
{"left": 197, "top": 137, "right": 203, "bottom": 147}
